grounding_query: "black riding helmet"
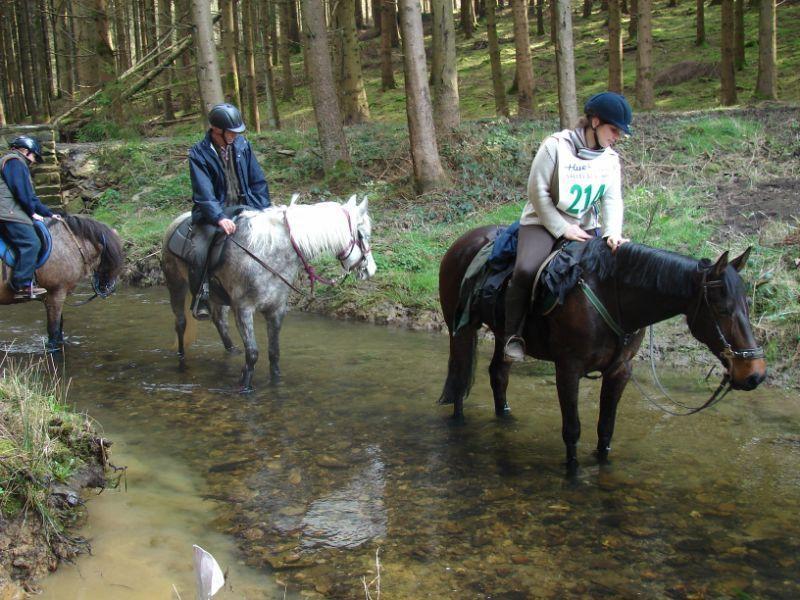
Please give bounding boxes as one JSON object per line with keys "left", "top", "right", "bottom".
{"left": 208, "top": 103, "right": 246, "bottom": 133}
{"left": 9, "top": 135, "right": 44, "bottom": 163}
{"left": 584, "top": 92, "right": 633, "bottom": 136}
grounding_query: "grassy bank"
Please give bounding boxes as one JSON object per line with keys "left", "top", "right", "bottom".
{"left": 0, "top": 356, "right": 112, "bottom": 591}
{"left": 70, "top": 108, "right": 799, "bottom": 369}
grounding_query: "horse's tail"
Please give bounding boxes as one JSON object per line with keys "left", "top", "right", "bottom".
{"left": 437, "top": 328, "right": 478, "bottom": 406}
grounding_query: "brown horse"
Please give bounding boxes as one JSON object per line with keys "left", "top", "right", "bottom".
{"left": 438, "top": 228, "right": 767, "bottom": 468}
{"left": 0, "top": 215, "right": 124, "bottom": 350}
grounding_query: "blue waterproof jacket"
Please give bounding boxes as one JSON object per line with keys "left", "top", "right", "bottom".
{"left": 188, "top": 131, "right": 270, "bottom": 224}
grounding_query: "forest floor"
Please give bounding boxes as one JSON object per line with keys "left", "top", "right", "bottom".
{"left": 57, "top": 105, "right": 800, "bottom": 387}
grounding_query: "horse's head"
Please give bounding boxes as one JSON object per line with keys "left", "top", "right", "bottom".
{"left": 339, "top": 195, "right": 376, "bottom": 280}
{"left": 688, "top": 248, "right": 766, "bottom": 391}
{"left": 61, "top": 215, "right": 125, "bottom": 298}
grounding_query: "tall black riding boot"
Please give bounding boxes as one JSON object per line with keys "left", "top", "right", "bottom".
{"left": 503, "top": 280, "right": 530, "bottom": 362}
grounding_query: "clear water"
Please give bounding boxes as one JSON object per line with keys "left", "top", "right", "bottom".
{"left": 2, "top": 286, "right": 798, "bottom": 599}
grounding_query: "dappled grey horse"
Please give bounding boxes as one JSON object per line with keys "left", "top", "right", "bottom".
{"left": 161, "top": 196, "right": 376, "bottom": 390}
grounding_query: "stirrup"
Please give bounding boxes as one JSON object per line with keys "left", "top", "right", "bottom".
{"left": 503, "top": 335, "right": 526, "bottom": 363}
{"left": 191, "top": 290, "right": 211, "bottom": 321}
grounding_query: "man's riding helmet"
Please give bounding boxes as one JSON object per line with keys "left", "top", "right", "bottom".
{"left": 584, "top": 92, "right": 633, "bottom": 136}
{"left": 9, "top": 136, "right": 44, "bottom": 163}
{"left": 208, "top": 103, "right": 246, "bottom": 133}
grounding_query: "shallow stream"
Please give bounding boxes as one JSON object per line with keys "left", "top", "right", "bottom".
{"left": 2, "top": 287, "right": 798, "bottom": 598}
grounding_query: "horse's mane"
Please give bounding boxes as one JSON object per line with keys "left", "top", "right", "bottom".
{"left": 53, "top": 214, "right": 125, "bottom": 277}
{"left": 242, "top": 203, "right": 356, "bottom": 259}
{"left": 581, "top": 237, "right": 707, "bottom": 299}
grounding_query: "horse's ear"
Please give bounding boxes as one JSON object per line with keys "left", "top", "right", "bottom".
{"left": 711, "top": 251, "right": 730, "bottom": 278}
{"left": 290, "top": 193, "right": 300, "bottom": 206}
{"left": 358, "top": 196, "right": 368, "bottom": 215}
{"left": 729, "top": 246, "right": 752, "bottom": 272}
{"left": 345, "top": 194, "right": 357, "bottom": 209}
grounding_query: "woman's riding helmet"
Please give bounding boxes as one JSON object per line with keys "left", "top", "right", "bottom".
{"left": 584, "top": 92, "right": 633, "bottom": 136}
{"left": 208, "top": 103, "right": 246, "bottom": 133}
{"left": 9, "top": 136, "right": 44, "bottom": 163}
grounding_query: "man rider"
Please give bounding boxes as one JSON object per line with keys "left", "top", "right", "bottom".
{"left": 0, "top": 136, "right": 54, "bottom": 300}
{"left": 188, "top": 103, "right": 271, "bottom": 319}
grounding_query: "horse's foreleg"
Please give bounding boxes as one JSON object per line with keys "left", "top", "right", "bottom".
{"left": 44, "top": 291, "right": 67, "bottom": 352}
{"left": 212, "top": 305, "right": 238, "bottom": 352}
{"left": 264, "top": 309, "right": 285, "bottom": 383}
{"left": 437, "top": 327, "right": 478, "bottom": 422}
{"left": 555, "top": 362, "right": 582, "bottom": 469}
{"left": 167, "top": 282, "right": 188, "bottom": 363}
{"left": 596, "top": 361, "right": 632, "bottom": 463}
{"left": 234, "top": 306, "right": 258, "bottom": 391}
{"left": 489, "top": 336, "right": 512, "bottom": 416}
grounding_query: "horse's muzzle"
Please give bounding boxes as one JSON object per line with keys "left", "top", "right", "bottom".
{"left": 730, "top": 368, "right": 767, "bottom": 391}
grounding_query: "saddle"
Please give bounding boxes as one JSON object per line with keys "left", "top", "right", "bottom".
{"left": 0, "top": 220, "right": 52, "bottom": 270}
{"left": 453, "top": 229, "right": 589, "bottom": 334}
{"left": 166, "top": 205, "right": 248, "bottom": 272}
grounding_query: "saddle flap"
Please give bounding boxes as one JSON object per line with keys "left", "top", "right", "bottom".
{"left": 167, "top": 214, "right": 194, "bottom": 260}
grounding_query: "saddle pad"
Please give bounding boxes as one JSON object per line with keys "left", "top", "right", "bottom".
{"left": 0, "top": 220, "right": 52, "bottom": 269}
{"left": 166, "top": 205, "right": 249, "bottom": 269}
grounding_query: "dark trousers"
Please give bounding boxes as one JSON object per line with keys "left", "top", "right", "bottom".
{"left": 504, "top": 224, "right": 557, "bottom": 338}
{"left": 0, "top": 220, "right": 41, "bottom": 290}
{"left": 188, "top": 222, "right": 220, "bottom": 297}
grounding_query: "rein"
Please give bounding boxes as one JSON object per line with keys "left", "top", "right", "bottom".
{"left": 226, "top": 235, "right": 305, "bottom": 295}
{"left": 577, "top": 274, "right": 759, "bottom": 416}
{"left": 58, "top": 220, "right": 116, "bottom": 306}
{"left": 283, "top": 210, "right": 338, "bottom": 293}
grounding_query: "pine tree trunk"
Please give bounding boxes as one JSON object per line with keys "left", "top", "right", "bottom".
{"left": 549, "top": 0, "right": 556, "bottom": 44}
{"left": 608, "top": 0, "right": 623, "bottom": 92}
{"left": 132, "top": 0, "right": 143, "bottom": 61}
{"left": 288, "top": 0, "right": 300, "bottom": 50}
{"left": 334, "top": 0, "right": 370, "bottom": 124}
{"left": 300, "top": 0, "right": 351, "bottom": 172}
{"left": 260, "top": 0, "right": 281, "bottom": 128}
{"left": 397, "top": 0, "right": 447, "bottom": 192}
{"left": 54, "top": 0, "right": 73, "bottom": 100}
{"left": 628, "top": 0, "right": 637, "bottom": 38}
{"left": 720, "top": 0, "right": 737, "bottom": 104}
{"left": 221, "top": 0, "right": 242, "bottom": 106}
{"left": 15, "top": 0, "right": 38, "bottom": 116}
{"left": 582, "top": 0, "right": 593, "bottom": 18}
{"left": 636, "top": 0, "right": 653, "bottom": 109}
{"left": 243, "top": 0, "right": 261, "bottom": 132}
{"left": 190, "top": 0, "right": 225, "bottom": 111}
{"left": 431, "top": 0, "right": 460, "bottom": 135}
{"left": 486, "top": 0, "right": 509, "bottom": 117}
{"left": 114, "top": 0, "right": 131, "bottom": 71}
{"left": 279, "top": 0, "right": 295, "bottom": 100}
{"left": 380, "top": 0, "right": 396, "bottom": 90}
{"left": 511, "top": 0, "right": 535, "bottom": 117}
{"left": 696, "top": 0, "right": 705, "bottom": 45}
{"left": 734, "top": 0, "right": 745, "bottom": 70}
{"left": 555, "top": 0, "right": 577, "bottom": 128}
{"left": 536, "top": 0, "right": 545, "bottom": 36}
{"left": 176, "top": 0, "right": 195, "bottom": 114}
{"left": 461, "top": 0, "right": 476, "bottom": 38}
{"left": 754, "top": 0, "right": 776, "bottom": 99}
{"left": 39, "top": 0, "right": 57, "bottom": 103}
{"left": 159, "top": 0, "right": 176, "bottom": 120}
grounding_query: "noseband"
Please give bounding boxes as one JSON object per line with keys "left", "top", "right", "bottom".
{"left": 688, "top": 274, "right": 765, "bottom": 369}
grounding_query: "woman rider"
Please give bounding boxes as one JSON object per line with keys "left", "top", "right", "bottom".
{"left": 503, "top": 92, "right": 633, "bottom": 362}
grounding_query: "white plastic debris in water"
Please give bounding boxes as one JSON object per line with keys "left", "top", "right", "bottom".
{"left": 193, "top": 544, "right": 225, "bottom": 600}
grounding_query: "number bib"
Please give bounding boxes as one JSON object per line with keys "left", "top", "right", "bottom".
{"left": 555, "top": 134, "right": 618, "bottom": 219}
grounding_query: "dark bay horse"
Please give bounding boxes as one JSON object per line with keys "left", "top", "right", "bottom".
{"left": 162, "top": 196, "right": 376, "bottom": 390}
{"left": 0, "top": 215, "right": 124, "bottom": 350}
{"left": 438, "top": 227, "right": 767, "bottom": 467}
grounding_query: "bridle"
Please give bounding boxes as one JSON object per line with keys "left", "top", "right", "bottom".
{"left": 59, "top": 220, "right": 116, "bottom": 305}
{"left": 688, "top": 272, "right": 765, "bottom": 370}
{"left": 336, "top": 208, "right": 372, "bottom": 273}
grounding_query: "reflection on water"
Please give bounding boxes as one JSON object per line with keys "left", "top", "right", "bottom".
{"left": 2, "top": 287, "right": 799, "bottom": 598}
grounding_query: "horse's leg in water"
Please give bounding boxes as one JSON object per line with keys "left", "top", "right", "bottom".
{"left": 44, "top": 290, "right": 67, "bottom": 351}
{"left": 489, "top": 334, "right": 512, "bottom": 416}
{"left": 555, "top": 361, "right": 583, "bottom": 470}
{"left": 234, "top": 306, "right": 258, "bottom": 391}
{"left": 437, "top": 326, "right": 478, "bottom": 421}
{"left": 167, "top": 279, "right": 189, "bottom": 363}
{"left": 263, "top": 307, "right": 286, "bottom": 383}
{"left": 596, "top": 360, "right": 632, "bottom": 462}
{"left": 211, "top": 305, "right": 238, "bottom": 352}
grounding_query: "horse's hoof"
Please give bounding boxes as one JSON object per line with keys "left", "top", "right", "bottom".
{"left": 449, "top": 413, "right": 466, "bottom": 426}
{"left": 595, "top": 446, "right": 611, "bottom": 464}
{"left": 225, "top": 346, "right": 242, "bottom": 355}
{"left": 238, "top": 385, "right": 255, "bottom": 394}
{"left": 494, "top": 405, "right": 512, "bottom": 417}
{"left": 565, "top": 459, "right": 580, "bottom": 477}
{"left": 437, "top": 394, "right": 454, "bottom": 405}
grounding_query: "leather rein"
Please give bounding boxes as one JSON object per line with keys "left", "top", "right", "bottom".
{"left": 579, "top": 271, "right": 764, "bottom": 416}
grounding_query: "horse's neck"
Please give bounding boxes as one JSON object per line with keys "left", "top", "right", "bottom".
{"left": 288, "top": 206, "right": 351, "bottom": 260}
{"left": 609, "top": 278, "right": 690, "bottom": 332}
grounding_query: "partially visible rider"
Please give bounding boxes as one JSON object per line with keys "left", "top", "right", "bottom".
{"left": 188, "top": 103, "right": 271, "bottom": 319}
{"left": 503, "top": 92, "right": 633, "bottom": 362}
{"left": 0, "top": 136, "right": 56, "bottom": 300}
